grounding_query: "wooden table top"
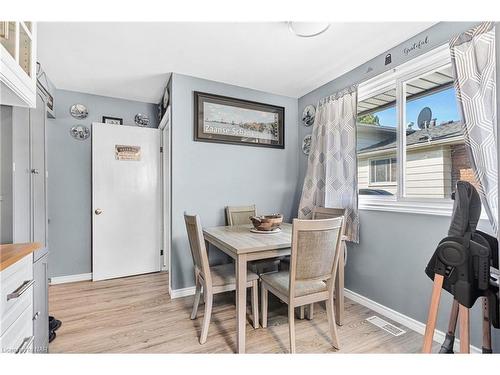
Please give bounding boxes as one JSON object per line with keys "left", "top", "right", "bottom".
{"left": 203, "top": 223, "right": 292, "bottom": 255}
{"left": 0, "top": 242, "right": 42, "bottom": 271}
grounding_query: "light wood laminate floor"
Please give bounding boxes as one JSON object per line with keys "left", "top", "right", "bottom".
{"left": 48, "top": 272, "right": 434, "bottom": 353}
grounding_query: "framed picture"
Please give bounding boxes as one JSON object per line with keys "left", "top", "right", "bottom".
{"left": 102, "top": 116, "right": 123, "bottom": 125}
{"left": 194, "top": 91, "right": 285, "bottom": 149}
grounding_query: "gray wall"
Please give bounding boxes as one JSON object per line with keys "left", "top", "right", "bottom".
{"left": 47, "top": 89, "right": 158, "bottom": 277}
{"left": 170, "top": 73, "right": 298, "bottom": 290}
{"left": 0, "top": 106, "right": 13, "bottom": 243}
{"left": 297, "top": 21, "right": 499, "bottom": 350}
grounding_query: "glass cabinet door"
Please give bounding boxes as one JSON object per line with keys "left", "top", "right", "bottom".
{"left": 0, "top": 21, "right": 34, "bottom": 77}
{"left": 19, "top": 22, "right": 33, "bottom": 77}
{"left": 0, "top": 21, "right": 16, "bottom": 60}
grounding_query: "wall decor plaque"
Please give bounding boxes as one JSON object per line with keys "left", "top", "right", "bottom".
{"left": 302, "top": 105, "right": 316, "bottom": 127}
{"left": 302, "top": 134, "right": 312, "bottom": 155}
{"left": 134, "top": 113, "right": 150, "bottom": 127}
{"left": 70, "top": 104, "right": 88, "bottom": 119}
{"left": 70, "top": 125, "right": 90, "bottom": 140}
{"left": 115, "top": 145, "right": 141, "bottom": 161}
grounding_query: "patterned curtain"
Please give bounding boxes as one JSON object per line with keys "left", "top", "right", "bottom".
{"left": 298, "top": 86, "right": 359, "bottom": 243}
{"left": 450, "top": 22, "right": 498, "bottom": 235}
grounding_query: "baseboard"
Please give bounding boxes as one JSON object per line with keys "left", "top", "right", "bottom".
{"left": 344, "top": 288, "right": 481, "bottom": 353}
{"left": 170, "top": 285, "right": 196, "bottom": 299}
{"left": 49, "top": 273, "right": 93, "bottom": 285}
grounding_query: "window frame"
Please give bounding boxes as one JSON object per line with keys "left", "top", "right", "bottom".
{"left": 357, "top": 44, "right": 465, "bottom": 216}
{"left": 368, "top": 157, "right": 397, "bottom": 186}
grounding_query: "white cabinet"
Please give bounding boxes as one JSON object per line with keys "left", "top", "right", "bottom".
{"left": 0, "top": 21, "right": 36, "bottom": 108}
{"left": 0, "top": 254, "right": 34, "bottom": 354}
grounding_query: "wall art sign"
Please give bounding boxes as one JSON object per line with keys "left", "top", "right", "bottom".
{"left": 103, "top": 116, "right": 123, "bottom": 125}
{"left": 194, "top": 91, "right": 285, "bottom": 149}
{"left": 115, "top": 145, "right": 141, "bottom": 161}
{"left": 403, "top": 36, "right": 429, "bottom": 56}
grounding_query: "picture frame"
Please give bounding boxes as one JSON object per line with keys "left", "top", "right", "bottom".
{"left": 194, "top": 91, "right": 285, "bottom": 149}
{"left": 102, "top": 116, "right": 123, "bottom": 125}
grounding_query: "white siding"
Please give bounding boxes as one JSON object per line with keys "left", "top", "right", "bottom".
{"left": 357, "top": 146, "right": 453, "bottom": 198}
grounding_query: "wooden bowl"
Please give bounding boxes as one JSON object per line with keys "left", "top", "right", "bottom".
{"left": 249, "top": 214, "right": 283, "bottom": 231}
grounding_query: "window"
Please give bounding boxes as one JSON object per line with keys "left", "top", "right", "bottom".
{"left": 356, "top": 44, "right": 477, "bottom": 212}
{"left": 370, "top": 158, "right": 396, "bottom": 184}
{"left": 357, "top": 85, "right": 397, "bottom": 196}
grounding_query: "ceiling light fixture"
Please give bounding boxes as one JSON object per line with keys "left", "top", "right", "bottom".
{"left": 287, "top": 22, "right": 330, "bottom": 38}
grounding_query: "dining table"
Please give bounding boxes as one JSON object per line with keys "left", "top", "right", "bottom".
{"left": 202, "top": 222, "right": 345, "bottom": 354}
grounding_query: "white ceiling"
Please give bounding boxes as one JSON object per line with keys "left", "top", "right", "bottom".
{"left": 37, "top": 22, "right": 436, "bottom": 103}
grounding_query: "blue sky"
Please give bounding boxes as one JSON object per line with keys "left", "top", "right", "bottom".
{"left": 373, "top": 87, "right": 460, "bottom": 128}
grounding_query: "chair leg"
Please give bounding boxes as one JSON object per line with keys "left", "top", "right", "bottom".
{"left": 288, "top": 304, "right": 296, "bottom": 354}
{"left": 422, "top": 274, "right": 444, "bottom": 353}
{"left": 459, "top": 304, "right": 470, "bottom": 354}
{"left": 190, "top": 279, "right": 202, "bottom": 320}
{"left": 298, "top": 306, "right": 305, "bottom": 319}
{"left": 439, "top": 299, "right": 459, "bottom": 353}
{"left": 482, "top": 296, "right": 492, "bottom": 353}
{"left": 306, "top": 303, "right": 314, "bottom": 320}
{"left": 261, "top": 285, "right": 268, "bottom": 328}
{"left": 199, "top": 289, "right": 213, "bottom": 344}
{"left": 326, "top": 296, "right": 340, "bottom": 349}
{"left": 251, "top": 280, "right": 259, "bottom": 329}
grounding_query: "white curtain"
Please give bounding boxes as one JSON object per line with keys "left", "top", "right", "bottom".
{"left": 450, "top": 22, "right": 498, "bottom": 235}
{"left": 298, "top": 86, "right": 359, "bottom": 242}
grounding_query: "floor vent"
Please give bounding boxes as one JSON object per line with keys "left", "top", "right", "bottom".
{"left": 366, "top": 316, "right": 406, "bottom": 337}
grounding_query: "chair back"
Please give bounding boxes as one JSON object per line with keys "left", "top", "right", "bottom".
{"left": 225, "top": 204, "right": 257, "bottom": 226}
{"left": 184, "top": 213, "right": 211, "bottom": 283}
{"left": 289, "top": 217, "right": 344, "bottom": 290}
{"left": 311, "top": 206, "right": 345, "bottom": 220}
{"left": 312, "top": 207, "right": 347, "bottom": 238}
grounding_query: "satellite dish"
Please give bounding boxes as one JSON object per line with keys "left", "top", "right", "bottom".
{"left": 417, "top": 107, "right": 432, "bottom": 129}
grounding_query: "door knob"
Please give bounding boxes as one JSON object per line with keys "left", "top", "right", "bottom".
{"left": 95, "top": 208, "right": 103, "bottom": 215}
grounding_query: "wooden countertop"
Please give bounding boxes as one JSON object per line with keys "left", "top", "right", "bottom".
{"left": 0, "top": 243, "right": 42, "bottom": 271}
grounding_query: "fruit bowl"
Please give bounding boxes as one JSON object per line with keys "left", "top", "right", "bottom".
{"left": 249, "top": 214, "right": 283, "bottom": 231}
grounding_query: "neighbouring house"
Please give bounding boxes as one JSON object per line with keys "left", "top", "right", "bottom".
{"left": 357, "top": 121, "right": 477, "bottom": 198}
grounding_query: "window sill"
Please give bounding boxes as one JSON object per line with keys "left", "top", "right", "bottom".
{"left": 360, "top": 199, "right": 452, "bottom": 216}
{"left": 368, "top": 182, "right": 397, "bottom": 187}
{"left": 359, "top": 198, "right": 490, "bottom": 220}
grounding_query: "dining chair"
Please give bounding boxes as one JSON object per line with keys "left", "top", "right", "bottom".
{"left": 225, "top": 204, "right": 280, "bottom": 274}
{"left": 300, "top": 207, "right": 347, "bottom": 320}
{"left": 184, "top": 213, "right": 260, "bottom": 344}
{"left": 260, "top": 217, "right": 344, "bottom": 353}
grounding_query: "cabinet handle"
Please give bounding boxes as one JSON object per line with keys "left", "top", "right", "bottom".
{"left": 16, "top": 336, "right": 34, "bottom": 354}
{"left": 7, "top": 279, "right": 34, "bottom": 301}
{"left": 33, "top": 311, "right": 40, "bottom": 320}
{"left": 31, "top": 169, "right": 39, "bottom": 174}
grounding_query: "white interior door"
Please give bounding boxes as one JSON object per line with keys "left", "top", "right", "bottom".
{"left": 92, "top": 123, "right": 161, "bottom": 281}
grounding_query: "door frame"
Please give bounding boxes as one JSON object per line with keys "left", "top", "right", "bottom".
{"left": 159, "top": 106, "right": 172, "bottom": 296}
{"left": 29, "top": 92, "right": 48, "bottom": 247}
